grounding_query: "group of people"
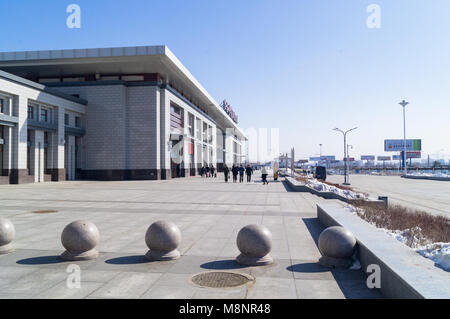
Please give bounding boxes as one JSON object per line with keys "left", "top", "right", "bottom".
{"left": 200, "top": 165, "right": 216, "bottom": 178}
{"left": 222, "top": 164, "right": 255, "bottom": 183}
{"left": 200, "top": 164, "right": 270, "bottom": 185}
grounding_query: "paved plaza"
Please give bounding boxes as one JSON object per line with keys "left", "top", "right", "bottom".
{"left": 0, "top": 173, "right": 382, "bottom": 299}
{"left": 328, "top": 174, "right": 450, "bottom": 217}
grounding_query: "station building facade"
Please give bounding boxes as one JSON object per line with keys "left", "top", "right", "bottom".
{"left": 0, "top": 46, "right": 246, "bottom": 183}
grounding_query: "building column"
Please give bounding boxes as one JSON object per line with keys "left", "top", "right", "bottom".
{"left": 182, "top": 108, "right": 189, "bottom": 177}
{"left": 33, "top": 130, "right": 44, "bottom": 183}
{"left": 65, "top": 135, "right": 76, "bottom": 180}
{"left": 225, "top": 128, "right": 234, "bottom": 167}
{"left": 51, "top": 107, "right": 66, "bottom": 181}
{"left": 2, "top": 126, "right": 12, "bottom": 176}
{"left": 10, "top": 95, "right": 33, "bottom": 184}
{"left": 212, "top": 126, "right": 217, "bottom": 168}
{"left": 160, "top": 89, "right": 170, "bottom": 179}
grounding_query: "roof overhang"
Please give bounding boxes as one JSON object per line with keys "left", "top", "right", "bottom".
{"left": 0, "top": 46, "right": 247, "bottom": 140}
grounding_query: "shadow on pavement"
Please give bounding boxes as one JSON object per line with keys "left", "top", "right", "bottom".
{"left": 201, "top": 259, "right": 249, "bottom": 270}
{"left": 105, "top": 255, "right": 149, "bottom": 265}
{"left": 302, "top": 217, "right": 324, "bottom": 246}
{"left": 16, "top": 255, "right": 65, "bottom": 265}
{"left": 286, "top": 262, "right": 330, "bottom": 273}
{"left": 281, "top": 181, "right": 294, "bottom": 192}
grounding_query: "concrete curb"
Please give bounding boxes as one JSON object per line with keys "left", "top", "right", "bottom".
{"left": 403, "top": 175, "right": 450, "bottom": 181}
{"left": 285, "top": 177, "right": 386, "bottom": 207}
{"left": 317, "top": 203, "right": 450, "bottom": 299}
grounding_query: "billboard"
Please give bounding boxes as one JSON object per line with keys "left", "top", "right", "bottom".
{"left": 309, "top": 157, "right": 322, "bottom": 162}
{"left": 377, "top": 156, "right": 391, "bottom": 161}
{"left": 344, "top": 157, "right": 355, "bottom": 162}
{"left": 406, "top": 151, "right": 421, "bottom": 159}
{"left": 361, "top": 155, "right": 375, "bottom": 161}
{"left": 320, "top": 156, "right": 335, "bottom": 161}
{"left": 297, "top": 160, "right": 309, "bottom": 164}
{"left": 384, "top": 139, "right": 421, "bottom": 152}
{"left": 392, "top": 155, "right": 402, "bottom": 160}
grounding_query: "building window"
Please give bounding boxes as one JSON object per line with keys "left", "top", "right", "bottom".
{"left": 65, "top": 114, "right": 69, "bottom": 126}
{"left": 208, "top": 125, "right": 212, "bottom": 144}
{"left": 27, "top": 105, "right": 34, "bottom": 120}
{"left": 170, "top": 104, "right": 183, "bottom": 133}
{"left": 188, "top": 113, "right": 194, "bottom": 136}
{"left": 196, "top": 118, "right": 201, "bottom": 139}
{"left": 40, "top": 108, "right": 49, "bottom": 122}
{"left": 75, "top": 116, "right": 81, "bottom": 128}
{"left": 0, "top": 98, "right": 4, "bottom": 114}
{"left": 203, "top": 123, "right": 207, "bottom": 143}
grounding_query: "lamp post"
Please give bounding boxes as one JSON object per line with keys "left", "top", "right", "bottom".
{"left": 347, "top": 144, "right": 353, "bottom": 182}
{"left": 319, "top": 144, "right": 323, "bottom": 157}
{"left": 399, "top": 100, "right": 409, "bottom": 177}
{"left": 333, "top": 127, "right": 357, "bottom": 185}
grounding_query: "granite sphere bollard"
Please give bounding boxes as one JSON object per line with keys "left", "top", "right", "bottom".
{"left": 60, "top": 220, "right": 100, "bottom": 261}
{"left": 236, "top": 224, "right": 273, "bottom": 266}
{"left": 145, "top": 221, "right": 181, "bottom": 261}
{"left": 0, "top": 218, "right": 15, "bottom": 254}
{"left": 318, "top": 226, "right": 357, "bottom": 268}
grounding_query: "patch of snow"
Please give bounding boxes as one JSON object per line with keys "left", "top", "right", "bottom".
{"left": 407, "top": 172, "right": 449, "bottom": 178}
{"left": 305, "top": 179, "right": 368, "bottom": 200}
{"left": 345, "top": 205, "right": 450, "bottom": 272}
{"left": 416, "top": 243, "right": 450, "bottom": 271}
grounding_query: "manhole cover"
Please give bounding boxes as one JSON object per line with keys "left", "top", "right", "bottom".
{"left": 190, "top": 272, "right": 254, "bottom": 288}
{"left": 32, "top": 210, "right": 58, "bottom": 214}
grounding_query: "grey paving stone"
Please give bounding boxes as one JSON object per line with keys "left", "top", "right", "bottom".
{"left": 87, "top": 272, "right": 162, "bottom": 299}
{"left": 246, "top": 277, "right": 297, "bottom": 299}
{"left": 295, "top": 279, "right": 345, "bottom": 299}
{"left": 141, "top": 284, "right": 198, "bottom": 299}
{"left": 33, "top": 281, "right": 104, "bottom": 299}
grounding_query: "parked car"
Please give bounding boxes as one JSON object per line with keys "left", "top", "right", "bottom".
{"left": 314, "top": 166, "right": 327, "bottom": 181}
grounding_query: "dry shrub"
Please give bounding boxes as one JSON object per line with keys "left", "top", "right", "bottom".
{"left": 355, "top": 202, "right": 450, "bottom": 245}
{"left": 322, "top": 181, "right": 354, "bottom": 191}
{"left": 296, "top": 176, "right": 310, "bottom": 183}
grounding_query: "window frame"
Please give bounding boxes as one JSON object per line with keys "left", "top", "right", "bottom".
{"left": 40, "top": 108, "right": 49, "bottom": 123}
{"left": 27, "top": 105, "right": 34, "bottom": 120}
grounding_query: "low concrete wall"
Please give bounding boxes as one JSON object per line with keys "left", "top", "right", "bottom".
{"left": 285, "top": 177, "right": 386, "bottom": 207}
{"left": 403, "top": 175, "right": 450, "bottom": 181}
{"left": 317, "top": 203, "right": 450, "bottom": 299}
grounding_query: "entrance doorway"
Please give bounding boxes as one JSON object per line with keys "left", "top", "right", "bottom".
{"left": 170, "top": 140, "right": 183, "bottom": 178}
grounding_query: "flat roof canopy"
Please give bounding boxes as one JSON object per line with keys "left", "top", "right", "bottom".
{"left": 0, "top": 46, "right": 246, "bottom": 139}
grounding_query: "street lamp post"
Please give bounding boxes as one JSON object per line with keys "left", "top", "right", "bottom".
{"left": 333, "top": 127, "right": 358, "bottom": 185}
{"left": 399, "top": 100, "right": 409, "bottom": 177}
{"left": 319, "top": 144, "right": 323, "bottom": 157}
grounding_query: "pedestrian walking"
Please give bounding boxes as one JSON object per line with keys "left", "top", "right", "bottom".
{"left": 261, "top": 166, "right": 269, "bottom": 185}
{"left": 223, "top": 164, "right": 230, "bottom": 183}
{"left": 210, "top": 165, "right": 216, "bottom": 178}
{"left": 200, "top": 166, "right": 206, "bottom": 177}
{"left": 245, "top": 164, "right": 253, "bottom": 182}
{"left": 232, "top": 164, "right": 239, "bottom": 183}
{"left": 239, "top": 165, "right": 245, "bottom": 183}
{"left": 205, "top": 165, "right": 210, "bottom": 178}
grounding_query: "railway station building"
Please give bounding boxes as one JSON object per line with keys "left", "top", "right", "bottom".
{"left": 0, "top": 46, "right": 246, "bottom": 184}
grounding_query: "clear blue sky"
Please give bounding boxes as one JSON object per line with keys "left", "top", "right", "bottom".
{"left": 1, "top": 0, "right": 449, "bottom": 161}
